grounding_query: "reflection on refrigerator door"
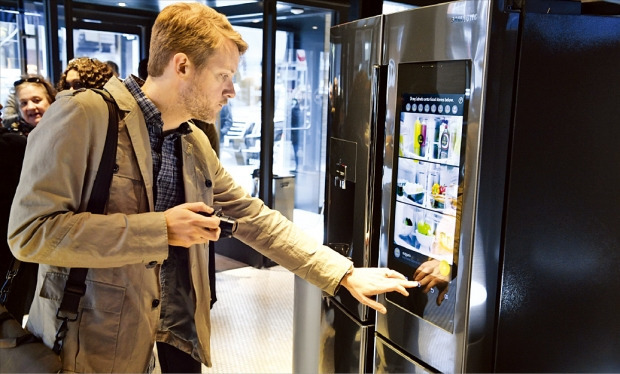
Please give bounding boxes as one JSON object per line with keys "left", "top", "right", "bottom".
{"left": 323, "top": 0, "right": 620, "bottom": 372}
{"left": 376, "top": 2, "right": 486, "bottom": 373}
{"left": 375, "top": 335, "right": 433, "bottom": 374}
{"left": 319, "top": 296, "right": 373, "bottom": 373}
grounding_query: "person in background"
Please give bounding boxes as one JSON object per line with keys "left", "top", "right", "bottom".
{"left": 1, "top": 94, "right": 19, "bottom": 129}
{"left": 57, "top": 57, "right": 115, "bottom": 92}
{"left": 8, "top": 3, "right": 417, "bottom": 373}
{"left": 8, "top": 75, "right": 56, "bottom": 136}
{"left": 106, "top": 60, "right": 120, "bottom": 77}
{"left": 1, "top": 75, "right": 55, "bottom": 323}
{"left": 218, "top": 103, "right": 233, "bottom": 139}
{"left": 138, "top": 57, "right": 149, "bottom": 80}
{"left": 290, "top": 97, "right": 302, "bottom": 169}
{"left": 0, "top": 104, "right": 39, "bottom": 324}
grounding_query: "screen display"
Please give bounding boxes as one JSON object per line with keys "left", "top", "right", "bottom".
{"left": 387, "top": 60, "right": 470, "bottom": 332}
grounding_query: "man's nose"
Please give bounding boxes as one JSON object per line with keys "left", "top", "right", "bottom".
{"left": 224, "top": 82, "right": 235, "bottom": 99}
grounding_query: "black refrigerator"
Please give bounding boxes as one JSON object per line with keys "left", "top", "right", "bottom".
{"left": 320, "top": 0, "right": 620, "bottom": 372}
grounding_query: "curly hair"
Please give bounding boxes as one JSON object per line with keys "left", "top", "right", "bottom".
{"left": 57, "top": 57, "right": 115, "bottom": 91}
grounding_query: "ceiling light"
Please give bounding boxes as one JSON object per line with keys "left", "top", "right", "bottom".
{"left": 291, "top": 8, "right": 304, "bottom": 15}
{"left": 118, "top": 2, "right": 126, "bottom": 6}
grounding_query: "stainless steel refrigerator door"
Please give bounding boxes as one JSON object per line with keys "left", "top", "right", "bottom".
{"left": 375, "top": 335, "right": 433, "bottom": 374}
{"left": 377, "top": 1, "right": 497, "bottom": 372}
{"left": 495, "top": 12, "right": 620, "bottom": 372}
{"left": 325, "top": 15, "right": 383, "bottom": 322}
{"left": 319, "top": 296, "right": 374, "bottom": 374}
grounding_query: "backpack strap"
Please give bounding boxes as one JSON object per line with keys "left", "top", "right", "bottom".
{"left": 0, "top": 257, "right": 21, "bottom": 306}
{"left": 85, "top": 89, "right": 119, "bottom": 214}
{"left": 53, "top": 88, "right": 119, "bottom": 354}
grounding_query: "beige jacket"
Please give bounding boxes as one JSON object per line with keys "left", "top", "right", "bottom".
{"left": 8, "top": 77, "right": 352, "bottom": 373}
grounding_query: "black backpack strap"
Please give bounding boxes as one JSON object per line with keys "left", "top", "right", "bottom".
{"left": 0, "top": 257, "right": 21, "bottom": 306}
{"left": 53, "top": 88, "right": 119, "bottom": 354}
{"left": 85, "top": 89, "right": 119, "bottom": 214}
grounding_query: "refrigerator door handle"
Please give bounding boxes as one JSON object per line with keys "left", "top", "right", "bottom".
{"left": 328, "top": 242, "right": 352, "bottom": 260}
{"left": 365, "top": 64, "right": 388, "bottom": 267}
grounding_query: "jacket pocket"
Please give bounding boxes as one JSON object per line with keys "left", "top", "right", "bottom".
{"left": 108, "top": 172, "right": 146, "bottom": 214}
{"left": 40, "top": 272, "right": 125, "bottom": 373}
{"left": 107, "top": 128, "right": 147, "bottom": 215}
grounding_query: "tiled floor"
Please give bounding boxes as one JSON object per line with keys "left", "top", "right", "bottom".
{"left": 202, "top": 209, "right": 324, "bottom": 373}
{"left": 152, "top": 263, "right": 295, "bottom": 374}
{"left": 203, "top": 265, "right": 294, "bottom": 373}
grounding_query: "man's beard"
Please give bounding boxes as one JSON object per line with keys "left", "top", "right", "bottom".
{"left": 180, "top": 81, "right": 216, "bottom": 123}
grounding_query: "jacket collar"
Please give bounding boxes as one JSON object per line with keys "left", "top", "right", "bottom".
{"left": 103, "top": 76, "right": 156, "bottom": 211}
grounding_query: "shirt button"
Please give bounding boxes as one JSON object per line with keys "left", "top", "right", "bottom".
{"left": 113, "top": 164, "right": 119, "bottom": 173}
{"left": 145, "top": 261, "right": 157, "bottom": 269}
{"left": 205, "top": 179, "right": 212, "bottom": 188}
{"left": 152, "top": 299, "right": 160, "bottom": 308}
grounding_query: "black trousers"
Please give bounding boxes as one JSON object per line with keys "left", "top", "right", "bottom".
{"left": 156, "top": 242, "right": 216, "bottom": 373}
{"left": 156, "top": 342, "right": 201, "bottom": 373}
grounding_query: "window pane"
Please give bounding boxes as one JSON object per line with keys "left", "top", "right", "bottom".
{"left": 275, "top": 3, "right": 333, "bottom": 223}
{"left": 216, "top": 3, "right": 334, "bottom": 230}
{"left": 383, "top": 1, "right": 418, "bottom": 14}
{"left": 1, "top": 8, "right": 21, "bottom": 107}
{"left": 71, "top": 29, "right": 140, "bottom": 78}
{"left": 0, "top": 4, "right": 48, "bottom": 107}
{"left": 218, "top": 25, "right": 267, "bottom": 195}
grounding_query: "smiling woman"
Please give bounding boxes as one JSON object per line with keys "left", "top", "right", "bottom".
{"left": 10, "top": 75, "right": 56, "bottom": 136}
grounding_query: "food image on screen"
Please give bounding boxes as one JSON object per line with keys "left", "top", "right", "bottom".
{"left": 386, "top": 60, "right": 470, "bottom": 332}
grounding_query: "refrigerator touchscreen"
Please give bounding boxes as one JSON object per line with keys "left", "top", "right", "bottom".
{"left": 387, "top": 60, "right": 470, "bottom": 332}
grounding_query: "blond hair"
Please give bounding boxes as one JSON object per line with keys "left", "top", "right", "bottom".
{"left": 148, "top": 2, "right": 248, "bottom": 77}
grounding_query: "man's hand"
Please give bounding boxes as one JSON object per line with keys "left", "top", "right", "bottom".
{"left": 413, "top": 259, "right": 450, "bottom": 306}
{"left": 340, "top": 267, "right": 419, "bottom": 314}
{"left": 164, "top": 202, "right": 221, "bottom": 247}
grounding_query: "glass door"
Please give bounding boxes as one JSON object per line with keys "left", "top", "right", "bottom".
{"left": 273, "top": 3, "right": 332, "bottom": 232}
{"left": 222, "top": 3, "right": 334, "bottom": 231}
{"left": 0, "top": 1, "right": 49, "bottom": 108}
{"left": 217, "top": 24, "right": 268, "bottom": 195}
{"left": 275, "top": 8, "right": 334, "bottom": 371}
{"left": 69, "top": 29, "right": 140, "bottom": 78}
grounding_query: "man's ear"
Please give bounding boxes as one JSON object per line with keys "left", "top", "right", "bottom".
{"left": 172, "top": 53, "right": 191, "bottom": 77}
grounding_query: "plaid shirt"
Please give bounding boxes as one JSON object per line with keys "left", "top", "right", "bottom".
{"left": 124, "top": 75, "right": 197, "bottom": 344}
{"left": 123, "top": 75, "right": 191, "bottom": 212}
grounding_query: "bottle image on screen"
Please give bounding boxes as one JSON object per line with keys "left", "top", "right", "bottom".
{"left": 419, "top": 118, "right": 427, "bottom": 157}
{"left": 449, "top": 120, "right": 461, "bottom": 162}
{"left": 399, "top": 115, "right": 408, "bottom": 157}
{"left": 399, "top": 118, "right": 406, "bottom": 157}
{"left": 440, "top": 119, "right": 450, "bottom": 159}
{"left": 414, "top": 117, "right": 422, "bottom": 156}
{"left": 433, "top": 117, "right": 442, "bottom": 159}
{"left": 400, "top": 113, "right": 416, "bottom": 157}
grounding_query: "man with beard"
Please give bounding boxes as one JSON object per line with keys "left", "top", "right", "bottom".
{"left": 8, "top": 3, "right": 417, "bottom": 373}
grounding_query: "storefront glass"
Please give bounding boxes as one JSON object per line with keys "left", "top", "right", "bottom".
{"left": 0, "top": 2, "right": 48, "bottom": 106}
{"left": 222, "top": 4, "right": 333, "bottom": 225}
{"left": 70, "top": 29, "right": 140, "bottom": 78}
